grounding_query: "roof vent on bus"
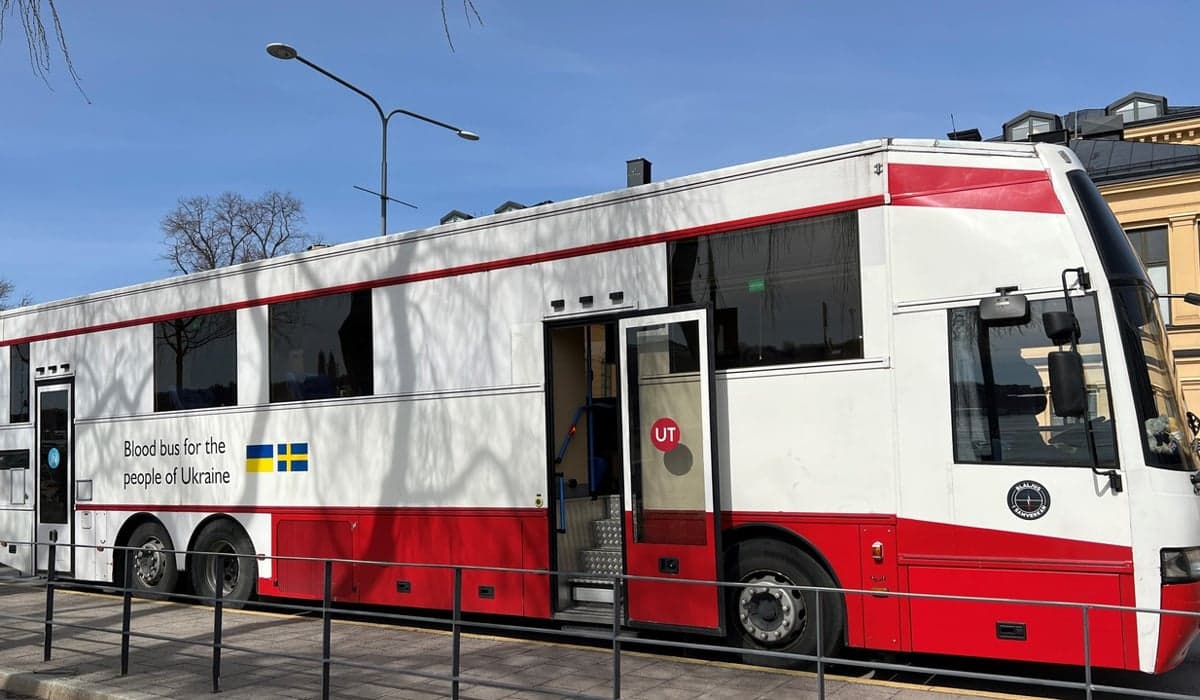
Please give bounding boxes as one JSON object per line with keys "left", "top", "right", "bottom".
{"left": 627, "top": 158, "right": 652, "bottom": 187}
{"left": 946, "top": 128, "right": 982, "bottom": 142}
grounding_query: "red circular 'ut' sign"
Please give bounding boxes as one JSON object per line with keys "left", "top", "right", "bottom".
{"left": 650, "top": 417, "right": 681, "bottom": 452}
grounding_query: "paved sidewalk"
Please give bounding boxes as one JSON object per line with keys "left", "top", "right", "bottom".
{"left": 0, "top": 582, "right": 1036, "bottom": 700}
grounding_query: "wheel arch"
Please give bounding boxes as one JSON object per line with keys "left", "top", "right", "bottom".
{"left": 115, "top": 512, "right": 169, "bottom": 549}
{"left": 722, "top": 523, "right": 845, "bottom": 590}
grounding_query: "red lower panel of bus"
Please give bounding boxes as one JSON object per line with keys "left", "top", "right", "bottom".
{"left": 91, "top": 504, "right": 1192, "bottom": 670}
{"left": 257, "top": 507, "right": 550, "bottom": 618}
{"left": 896, "top": 518, "right": 1138, "bottom": 670}
{"left": 726, "top": 513, "right": 1143, "bottom": 669}
{"left": 904, "top": 566, "right": 1132, "bottom": 668}
{"left": 1157, "top": 581, "right": 1200, "bottom": 673}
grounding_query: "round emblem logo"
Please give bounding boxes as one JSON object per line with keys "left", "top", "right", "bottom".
{"left": 1007, "top": 481, "right": 1050, "bottom": 520}
{"left": 650, "top": 417, "right": 681, "bottom": 452}
{"left": 47, "top": 447, "right": 61, "bottom": 470}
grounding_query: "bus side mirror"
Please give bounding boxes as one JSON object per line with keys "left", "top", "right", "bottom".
{"left": 1043, "top": 311, "right": 1080, "bottom": 346}
{"left": 1048, "top": 350, "right": 1087, "bottom": 418}
{"left": 979, "top": 292, "right": 1029, "bottom": 326}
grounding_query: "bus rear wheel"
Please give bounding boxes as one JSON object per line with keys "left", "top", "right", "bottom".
{"left": 123, "top": 522, "right": 179, "bottom": 597}
{"left": 726, "top": 539, "right": 843, "bottom": 668}
{"left": 190, "top": 520, "right": 257, "bottom": 607}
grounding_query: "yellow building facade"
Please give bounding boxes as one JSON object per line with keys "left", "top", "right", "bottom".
{"left": 1101, "top": 162, "right": 1200, "bottom": 410}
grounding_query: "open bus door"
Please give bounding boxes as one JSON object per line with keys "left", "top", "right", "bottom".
{"left": 618, "top": 308, "right": 723, "bottom": 633}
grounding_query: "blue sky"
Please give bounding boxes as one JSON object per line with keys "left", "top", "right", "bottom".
{"left": 2, "top": 1, "right": 1197, "bottom": 304}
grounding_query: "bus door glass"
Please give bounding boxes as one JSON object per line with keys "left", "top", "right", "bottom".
{"left": 618, "top": 307, "right": 723, "bottom": 632}
{"left": 35, "top": 380, "right": 73, "bottom": 575}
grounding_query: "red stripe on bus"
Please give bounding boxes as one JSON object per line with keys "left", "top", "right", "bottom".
{"left": 76, "top": 504, "right": 544, "bottom": 517}
{"left": 896, "top": 517, "right": 1132, "bottom": 571}
{"left": 1, "top": 195, "right": 883, "bottom": 348}
{"left": 889, "top": 163, "right": 1065, "bottom": 214}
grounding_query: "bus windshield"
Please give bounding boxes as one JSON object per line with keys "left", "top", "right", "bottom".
{"left": 1112, "top": 284, "right": 1196, "bottom": 471}
{"left": 1068, "top": 170, "right": 1196, "bottom": 471}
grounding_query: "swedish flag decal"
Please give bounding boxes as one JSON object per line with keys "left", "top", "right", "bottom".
{"left": 245, "top": 444, "right": 274, "bottom": 473}
{"left": 277, "top": 443, "right": 309, "bottom": 472}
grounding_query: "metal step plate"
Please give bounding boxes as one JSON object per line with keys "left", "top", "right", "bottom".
{"left": 581, "top": 549, "right": 623, "bottom": 575}
{"left": 591, "top": 518, "right": 622, "bottom": 549}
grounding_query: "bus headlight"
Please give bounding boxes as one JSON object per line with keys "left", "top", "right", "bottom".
{"left": 1161, "top": 547, "right": 1200, "bottom": 583}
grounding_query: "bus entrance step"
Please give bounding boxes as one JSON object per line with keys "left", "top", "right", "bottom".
{"left": 569, "top": 577, "right": 615, "bottom": 604}
{"left": 556, "top": 602, "right": 622, "bottom": 626}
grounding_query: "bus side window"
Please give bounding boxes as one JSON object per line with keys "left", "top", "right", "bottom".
{"left": 948, "top": 297, "right": 1117, "bottom": 467}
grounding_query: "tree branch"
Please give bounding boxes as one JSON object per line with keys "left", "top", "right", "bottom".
{"left": 0, "top": 0, "right": 89, "bottom": 101}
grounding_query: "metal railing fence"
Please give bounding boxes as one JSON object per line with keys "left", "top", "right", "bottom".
{"left": 2, "top": 538, "right": 1199, "bottom": 700}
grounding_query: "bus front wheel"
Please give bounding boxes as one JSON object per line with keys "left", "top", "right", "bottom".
{"left": 123, "top": 522, "right": 179, "bottom": 597}
{"left": 190, "top": 520, "right": 257, "bottom": 607}
{"left": 726, "top": 539, "right": 843, "bottom": 667}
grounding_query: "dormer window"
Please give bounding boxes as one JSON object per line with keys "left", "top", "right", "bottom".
{"left": 1003, "top": 111, "right": 1061, "bottom": 141}
{"left": 1010, "top": 117, "right": 1051, "bottom": 141}
{"left": 439, "top": 209, "right": 474, "bottom": 225}
{"left": 1106, "top": 92, "right": 1166, "bottom": 123}
{"left": 1114, "top": 99, "right": 1160, "bottom": 122}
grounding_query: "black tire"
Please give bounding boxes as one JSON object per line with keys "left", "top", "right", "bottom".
{"left": 725, "top": 539, "right": 844, "bottom": 668}
{"left": 122, "top": 521, "right": 179, "bottom": 597}
{"left": 190, "top": 520, "right": 257, "bottom": 608}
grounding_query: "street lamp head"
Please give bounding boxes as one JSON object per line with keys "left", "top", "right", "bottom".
{"left": 456, "top": 130, "right": 480, "bottom": 141}
{"left": 266, "top": 43, "right": 298, "bottom": 60}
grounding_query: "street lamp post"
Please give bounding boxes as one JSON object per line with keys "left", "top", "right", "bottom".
{"left": 266, "top": 42, "right": 479, "bottom": 237}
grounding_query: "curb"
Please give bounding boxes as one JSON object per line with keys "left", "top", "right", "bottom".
{"left": 1, "top": 671, "right": 119, "bottom": 700}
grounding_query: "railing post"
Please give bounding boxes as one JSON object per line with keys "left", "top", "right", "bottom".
{"left": 451, "top": 567, "right": 462, "bottom": 700}
{"left": 121, "top": 548, "right": 133, "bottom": 675}
{"left": 321, "top": 559, "right": 333, "bottom": 700}
{"left": 815, "top": 586, "right": 825, "bottom": 700}
{"left": 611, "top": 574, "right": 622, "bottom": 699}
{"left": 1082, "top": 604, "right": 1092, "bottom": 700}
{"left": 43, "top": 542, "right": 56, "bottom": 662}
{"left": 212, "top": 553, "right": 224, "bottom": 693}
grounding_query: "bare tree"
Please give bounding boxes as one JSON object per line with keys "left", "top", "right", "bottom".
{"left": 0, "top": 0, "right": 86, "bottom": 99}
{"left": 160, "top": 191, "right": 316, "bottom": 274}
{"left": 0, "top": 278, "right": 32, "bottom": 310}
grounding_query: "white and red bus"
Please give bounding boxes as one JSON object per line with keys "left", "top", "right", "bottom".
{"left": 1, "top": 138, "right": 1198, "bottom": 673}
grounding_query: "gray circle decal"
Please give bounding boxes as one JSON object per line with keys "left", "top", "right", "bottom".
{"left": 1008, "top": 481, "right": 1050, "bottom": 520}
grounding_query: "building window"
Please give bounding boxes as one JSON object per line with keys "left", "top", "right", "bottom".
{"left": 668, "top": 211, "right": 862, "bottom": 370}
{"left": 269, "top": 290, "right": 373, "bottom": 403}
{"left": 1008, "top": 116, "right": 1053, "bottom": 141}
{"left": 9, "top": 344, "right": 29, "bottom": 423}
{"left": 153, "top": 311, "right": 238, "bottom": 412}
{"left": 1114, "top": 99, "right": 1160, "bottom": 123}
{"left": 949, "top": 296, "right": 1116, "bottom": 467}
{"left": 1126, "top": 226, "right": 1170, "bottom": 323}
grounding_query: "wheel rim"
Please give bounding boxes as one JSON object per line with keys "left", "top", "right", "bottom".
{"left": 203, "top": 539, "right": 240, "bottom": 596}
{"left": 134, "top": 536, "right": 168, "bottom": 587}
{"left": 737, "top": 569, "right": 806, "bottom": 645}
